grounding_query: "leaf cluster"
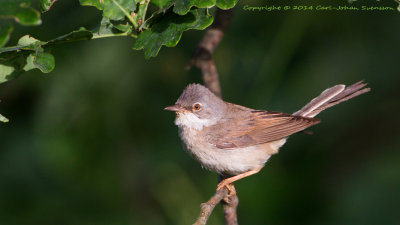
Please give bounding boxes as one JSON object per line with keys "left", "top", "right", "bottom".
{"left": 0, "top": 0, "right": 238, "bottom": 122}
{"left": 0, "top": 0, "right": 239, "bottom": 83}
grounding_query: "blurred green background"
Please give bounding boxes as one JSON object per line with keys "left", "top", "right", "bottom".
{"left": 1, "top": 0, "right": 400, "bottom": 224}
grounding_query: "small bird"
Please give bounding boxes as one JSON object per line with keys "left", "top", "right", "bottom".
{"left": 165, "top": 81, "right": 370, "bottom": 191}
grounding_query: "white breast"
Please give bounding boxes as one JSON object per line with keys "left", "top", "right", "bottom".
{"left": 174, "top": 112, "right": 214, "bottom": 130}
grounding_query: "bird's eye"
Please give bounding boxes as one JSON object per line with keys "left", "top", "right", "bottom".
{"left": 193, "top": 103, "right": 201, "bottom": 111}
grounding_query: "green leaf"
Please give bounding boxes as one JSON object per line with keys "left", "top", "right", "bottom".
{"left": 153, "top": 0, "right": 215, "bottom": 15}
{"left": 0, "top": 64, "right": 14, "bottom": 82}
{"left": 0, "top": 114, "right": 8, "bottom": 123}
{"left": 215, "top": 0, "right": 239, "bottom": 9}
{"left": 103, "top": 0, "right": 136, "bottom": 20}
{"left": 79, "top": 0, "right": 137, "bottom": 21}
{"left": 0, "top": 51, "right": 31, "bottom": 83}
{"left": 34, "top": 52, "right": 55, "bottom": 73}
{"left": 0, "top": 113, "right": 9, "bottom": 123}
{"left": 0, "top": 0, "right": 41, "bottom": 26}
{"left": 0, "top": 24, "right": 13, "bottom": 48}
{"left": 93, "top": 18, "right": 132, "bottom": 37}
{"left": 17, "top": 35, "right": 42, "bottom": 47}
{"left": 173, "top": 0, "right": 215, "bottom": 15}
{"left": 39, "top": 0, "right": 57, "bottom": 12}
{"left": 151, "top": 0, "right": 238, "bottom": 15}
{"left": 47, "top": 27, "right": 93, "bottom": 45}
{"left": 22, "top": 54, "right": 36, "bottom": 71}
{"left": 23, "top": 52, "right": 54, "bottom": 73}
{"left": 0, "top": 100, "right": 8, "bottom": 123}
{"left": 133, "top": 8, "right": 213, "bottom": 59}
{"left": 97, "top": 17, "right": 116, "bottom": 35}
{"left": 79, "top": 0, "right": 102, "bottom": 10}
{"left": 114, "top": 23, "right": 131, "bottom": 33}
{"left": 150, "top": 0, "right": 169, "bottom": 9}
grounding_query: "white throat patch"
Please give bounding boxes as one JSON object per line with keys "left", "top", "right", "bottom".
{"left": 175, "top": 112, "right": 214, "bottom": 130}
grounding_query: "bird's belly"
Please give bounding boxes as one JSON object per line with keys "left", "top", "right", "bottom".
{"left": 179, "top": 127, "right": 286, "bottom": 175}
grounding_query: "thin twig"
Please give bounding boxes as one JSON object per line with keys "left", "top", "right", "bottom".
{"left": 189, "top": 8, "right": 236, "bottom": 225}
{"left": 42, "top": 0, "right": 58, "bottom": 12}
{"left": 219, "top": 176, "right": 239, "bottom": 225}
{"left": 193, "top": 188, "right": 229, "bottom": 225}
{"left": 193, "top": 181, "right": 238, "bottom": 225}
{"left": 188, "top": 8, "right": 233, "bottom": 98}
{"left": 221, "top": 194, "right": 239, "bottom": 225}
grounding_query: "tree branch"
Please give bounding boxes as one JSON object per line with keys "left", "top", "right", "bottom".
{"left": 193, "top": 187, "right": 229, "bottom": 225}
{"left": 220, "top": 180, "right": 239, "bottom": 225}
{"left": 189, "top": 8, "right": 237, "bottom": 225}
{"left": 188, "top": 8, "right": 233, "bottom": 98}
{"left": 193, "top": 182, "right": 238, "bottom": 225}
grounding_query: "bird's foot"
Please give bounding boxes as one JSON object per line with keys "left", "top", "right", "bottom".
{"left": 217, "top": 182, "right": 237, "bottom": 204}
{"left": 217, "top": 180, "right": 236, "bottom": 196}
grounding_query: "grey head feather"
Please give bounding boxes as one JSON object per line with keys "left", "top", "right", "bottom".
{"left": 176, "top": 84, "right": 226, "bottom": 120}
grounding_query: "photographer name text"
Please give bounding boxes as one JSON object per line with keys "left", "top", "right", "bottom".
{"left": 243, "top": 4, "right": 395, "bottom": 11}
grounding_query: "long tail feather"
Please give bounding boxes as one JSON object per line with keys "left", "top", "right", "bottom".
{"left": 293, "top": 81, "right": 370, "bottom": 118}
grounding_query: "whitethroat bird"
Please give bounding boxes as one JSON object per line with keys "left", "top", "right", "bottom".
{"left": 165, "top": 81, "right": 370, "bottom": 191}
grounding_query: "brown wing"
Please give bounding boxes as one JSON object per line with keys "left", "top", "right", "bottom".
{"left": 206, "top": 110, "right": 320, "bottom": 149}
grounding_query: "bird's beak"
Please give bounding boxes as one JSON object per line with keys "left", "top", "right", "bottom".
{"left": 164, "top": 104, "right": 183, "bottom": 112}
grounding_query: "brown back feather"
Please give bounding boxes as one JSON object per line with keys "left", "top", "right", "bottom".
{"left": 205, "top": 110, "right": 320, "bottom": 149}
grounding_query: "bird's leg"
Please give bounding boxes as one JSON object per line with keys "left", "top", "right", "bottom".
{"left": 217, "top": 167, "right": 262, "bottom": 192}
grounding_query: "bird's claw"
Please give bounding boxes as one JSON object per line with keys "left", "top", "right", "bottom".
{"left": 216, "top": 181, "right": 236, "bottom": 196}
